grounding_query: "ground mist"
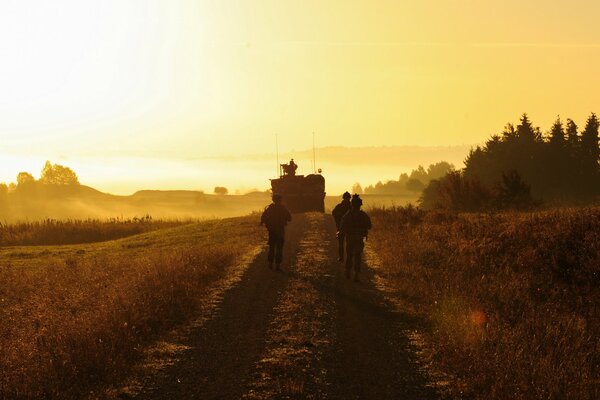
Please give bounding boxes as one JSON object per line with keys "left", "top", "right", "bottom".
{"left": 369, "top": 206, "right": 600, "bottom": 400}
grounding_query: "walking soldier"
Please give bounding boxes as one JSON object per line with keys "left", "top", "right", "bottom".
{"left": 260, "top": 194, "right": 292, "bottom": 271}
{"left": 332, "top": 191, "right": 352, "bottom": 262}
{"left": 339, "top": 194, "right": 371, "bottom": 281}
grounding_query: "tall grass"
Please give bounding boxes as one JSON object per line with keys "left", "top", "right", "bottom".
{"left": 0, "top": 216, "right": 263, "bottom": 399}
{"left": 0, "top": 217, "right": 187, "bottom": 247}
{"left": 369, "top": 206, "right": 600, "bottom": 400}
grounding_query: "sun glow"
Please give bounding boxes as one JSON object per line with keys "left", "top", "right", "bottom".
{"left": 2, "top": 1, "right": 600, "bottom": 193}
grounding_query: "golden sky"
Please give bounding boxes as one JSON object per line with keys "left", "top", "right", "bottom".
{"left": 1, "top": 1, "right": 600, "bottom": 193}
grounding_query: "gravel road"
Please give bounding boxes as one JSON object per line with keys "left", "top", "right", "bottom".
{"left": 133, "top": 213, "right": 441, "bottom": 400}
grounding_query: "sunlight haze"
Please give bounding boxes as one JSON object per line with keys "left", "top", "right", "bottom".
{"left": 2, "top": 0, "right": 600, "bottom": 193}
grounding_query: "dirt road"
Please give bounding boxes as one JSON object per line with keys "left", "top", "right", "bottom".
{"left": 133, "top": 213, "right": 441, "bottom": 400}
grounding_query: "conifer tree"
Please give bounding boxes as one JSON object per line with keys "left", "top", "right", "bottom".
{"left": 516, "top": 113, "right": 539, "bottom": 142}
{"left": 581, "top": 113, "right": 599, "bottom": 165}
{"left": 549, "top": 116, "right": 565, "bottom": 146}
{"left": 565, "top": 119, "right": 579, "bottom": 146}
{"left": 580, "top": 113, "right": 600, "bottom": 195}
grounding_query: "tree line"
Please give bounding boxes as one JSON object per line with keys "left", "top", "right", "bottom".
{"left": 420, "top": 113, "right": 600, "bottom": 211}
{"left": 0, "top": 161, "right": 79, "bottom": 196}
{"left": 354, "top": 161, "right": 455, "bottom": 196}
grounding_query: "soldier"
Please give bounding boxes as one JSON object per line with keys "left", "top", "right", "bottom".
{"left": 288, "top": 159, "right": 298, "bottom": 176}
{"left": 332, "top": 191, "right": 352, "bottom": 262}
{"left": 260, "top": 194, "right": 292, "bottom": 271}
{"left": 339, "top": 194, "right": 372, "bottom": 281}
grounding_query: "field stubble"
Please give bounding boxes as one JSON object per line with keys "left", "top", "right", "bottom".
{"left": 0, "top": 215, "right": 263, "bottom": 399}
{"left": 368, "top": 205, "right": 600, "bottom": 400}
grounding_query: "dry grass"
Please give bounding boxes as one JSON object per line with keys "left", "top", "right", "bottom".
{"left": 0, "top": 217, "right": 187, "bottom": 247}
{"left": 368, "top": 205, "right": 600, "bottom": 400}
{"left": 0, "top": 215, "right": 263, "bottom": 399}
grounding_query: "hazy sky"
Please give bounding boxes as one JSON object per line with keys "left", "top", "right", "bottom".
{"left": 1, "top": 1, "right": 600, "bottom": 193}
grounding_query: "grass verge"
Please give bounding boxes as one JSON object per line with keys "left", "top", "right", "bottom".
{"left": 0, "top": 217, "right": 187, "bottom": 246}
{"left": 0, "top": 215, "right": 263, "bottom": 399}
{"left": 368, "top": 205, "right": 600, "bottom": 400}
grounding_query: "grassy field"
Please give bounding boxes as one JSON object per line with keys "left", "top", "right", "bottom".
{"left": 369, "top": 206, "right": 600, "bottom": 400}
{"left": 0, "top": 217, "right": 188, "bottom": 247}
{"left": 0, "top": 215, "right": 264, "bottom": 399}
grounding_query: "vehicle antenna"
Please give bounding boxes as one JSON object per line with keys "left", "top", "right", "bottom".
{"left": 312, "top": 131, "right": 316, "bottom": 173}
{"left": 276, "top": 133, "right": 280, "bottom": 177}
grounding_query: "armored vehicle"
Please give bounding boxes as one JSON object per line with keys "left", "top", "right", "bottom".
{"left": 270, "top": 159, "right": 325, "bottom": 213}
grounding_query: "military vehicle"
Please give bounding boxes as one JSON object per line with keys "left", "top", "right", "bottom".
{"left": 270, "top": 159, "right": 325, "bottom": 212}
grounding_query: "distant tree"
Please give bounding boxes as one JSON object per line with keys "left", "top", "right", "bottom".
{"left": 494, "top": 170, "right": 534, "bottom": 210}
{"left": 565, "top": 119, "right": 579, "bottom": 146}
{"left": 0, "top": 183, "right": 7, "bottom": 202}
{"left": 214, "top": 186, "right": 228, "bottom": 195}
{"left": 581, "top": 113, "right": 599, "bottom": 165}
{"left": 16, "top": 172, "right": 35, "bottom": 186}
{"left": 351, "top": 182, "right": 363, "bottom": 194}
{"left": 408, "top": 165, "right": 428, "bottom": 183}
{"left": 39, "top": 161, "right": 79, "bottom": 185}
{"left": 420, "top": 171, "right": 491, "bottom": 211}
{"left": 580, "top": 113, "right": 600, "bottom": 195}
{"left": 549, "top": 116, "right": 565, "bottom": 146}
{"left": 418, "top": 179, "right": 443, "bottom": 210}
{"left": 363, "top": 162, "right": 453, "bottom": 195}
{"left": 426, "top": 161, "right": 455, "bottom": 181}
{"left": 406, "top": 178, "right": 425, "bottom": 192}
{"left": 516, "top": 113, "right": 541, "bottom": 143}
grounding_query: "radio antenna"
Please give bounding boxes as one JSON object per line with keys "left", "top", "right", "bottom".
{"left": 312, "top": 132, "right": 316, "bottom": 173}
{"left": 276, "top": 133, "right": 280, "bottom": 177}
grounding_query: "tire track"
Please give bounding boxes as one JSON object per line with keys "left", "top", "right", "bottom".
{"left": 327, "top": 219, "right": 443, "bottom": 400}
{"left": 364, "top": 246, "right": 455, "bottom": 397}
{"left": 244, "top": 213, "right": 335, "bottom": 399}
{"left": 131, "top": 215, "right": 308, "bottom": 400}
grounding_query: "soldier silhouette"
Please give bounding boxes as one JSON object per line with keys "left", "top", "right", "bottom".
{"left": 332, "top": 191, "right": 352, "bottom": 262}
{"left": 280, "top": 159, "right": 298, "bottom": 177}
{"left": 287, "top": 159, "right": 298, "bottom": 176}
{"left": 260, "top": 194, "right": 292, "bottom": 271}
{"left": 339, "top": 194, "right": 372, "bottom": 281}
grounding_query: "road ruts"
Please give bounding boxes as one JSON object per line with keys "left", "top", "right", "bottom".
{"left": 132, "top": 212, "right": 443, "bottom": 400}
{"left": 325, "top": 214, "right": 442, "bottom": 400}
{"left": 134, "top": 214, "right": 308, "bottom": 400}
{"left": 243, "top": 212, "right": 336, "bottom": 400}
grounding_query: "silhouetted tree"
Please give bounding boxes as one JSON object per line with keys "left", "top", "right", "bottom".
{"left": 214, "top": 186, "right": 228, "bottom": 195}
{"left": 549, "top": 116, "right": 565, "bottom": 146}
{"left": 352, "top": 182, "right": 363, "bottom": 194}
{"left": 581, "top": 113, "right": 599, "bottom": 164}
{"left": 580, "top": 113, "right": 600, "bottom": 195}
{"left": 516, "top": 113, "right": 540, "bottom": 143}
{"left": 406, "top": 178, "right": 425, "bottom": 192}
{"left": 565, "top": 119, "right": 579, "bottom": 145}
{"left": 39, "top": 161, "right": 79, "bottom": 185}
{"left": 16, "top": 172, "right": 35, "bottom": 187}
{"left": 461, "top": 113, "right": 600, "bottom": 203}
{"left": 420, "top": 171, "right": 491, "bottom": 211}
{"left": 364, "top": 162, "right": 454, "bottom": 195}
{"left": 426, "top": 161, "right": 455, "bottom": 180}
{"left": 494, "top": 170, "right": 534, "bottom": 210}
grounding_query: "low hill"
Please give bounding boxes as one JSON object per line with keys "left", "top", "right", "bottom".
{"left": 0, "top": 184, "right": 272, "bottom": 221}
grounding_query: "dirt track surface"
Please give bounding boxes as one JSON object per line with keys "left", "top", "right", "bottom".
{"left": 133, "top": 213, "right": 441, "bottom": 400}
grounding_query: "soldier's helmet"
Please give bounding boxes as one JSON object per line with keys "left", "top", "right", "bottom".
{"left": 272, "top": 194, "right": 283, "bottom": 203}
{"left": 351, "top": 193, "right": 363, "bottom": 208}
{"left": 342, "top": 191, "right": 351, "bottom": 200}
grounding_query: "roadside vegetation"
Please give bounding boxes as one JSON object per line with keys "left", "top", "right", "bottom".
{"left": 369, "top": 205, "right": 600, "bottom": 400}
{"left": 0, "top": 215, "right": 263, "bottom": 399}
